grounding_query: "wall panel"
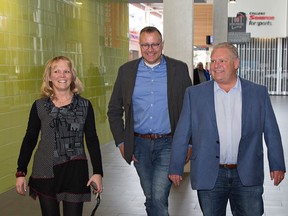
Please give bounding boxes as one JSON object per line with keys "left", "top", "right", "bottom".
{"left": 0, "top": 0, "right": 129, "bottom": 194}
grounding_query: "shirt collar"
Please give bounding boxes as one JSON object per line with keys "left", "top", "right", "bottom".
{"left": 214, "top": 76, "right": 242, "bottom": 93}
{"left": 140, "top": 55, "right": 165, "bottom": 68}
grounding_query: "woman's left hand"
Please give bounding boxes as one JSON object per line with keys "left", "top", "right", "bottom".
{"left": 87, "top": 174, "right": 103, "bottom": 194}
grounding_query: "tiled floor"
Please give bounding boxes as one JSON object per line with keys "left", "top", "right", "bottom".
{"left": 0, "top": 96, "right": 287, "bottom": 216}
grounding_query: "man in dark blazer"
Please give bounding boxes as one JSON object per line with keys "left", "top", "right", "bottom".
{"left": 107, "top": 26, "right": 192, "bottom": 216}
{"left": 169, "top": 42, "right": 285, "bottom": 216}
{"left": 193, "top": 61, "right": 210, "bottom": 85}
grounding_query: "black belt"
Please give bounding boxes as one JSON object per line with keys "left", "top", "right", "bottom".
{"left": 134, "top": 132, "right": 172, "bottom": 139}
{"left": 219, "top": 164, "right": 237, "bottom": 169}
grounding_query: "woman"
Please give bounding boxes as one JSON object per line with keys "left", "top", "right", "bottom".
{"left": 15, "top": 56, "right": 103, "bottom": 216}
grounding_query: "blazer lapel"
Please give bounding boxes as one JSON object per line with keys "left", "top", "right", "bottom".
{"left": 205, "top": 81, "right": 218, "bottom": 130}
{"left": 126, "top": 59, "right": 141, "bottom": 105}
{"left": 165, "top": 55, "right": 176, "bottom": 99}
{"left": 240, "top": 78, "right": 251, "bottom": 138}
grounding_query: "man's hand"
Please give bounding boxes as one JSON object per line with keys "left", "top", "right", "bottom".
{"left": 270, "top": 170, "right": 285, "bottom": 186}
{"left": 185, "top": 147, "right": 192, "bottom": 164}
{"left": 118, "top": 143, "right": 138, "bottom": 162}
{"left": 168, "top": 174, "right": 183, "bottom": 186}
{"left": 118, "top": 143, "right": 125, "bottom": 158}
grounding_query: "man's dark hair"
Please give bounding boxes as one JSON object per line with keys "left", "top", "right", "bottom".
{"left": 140, "top": 26, "right": 162, "bottom": 41}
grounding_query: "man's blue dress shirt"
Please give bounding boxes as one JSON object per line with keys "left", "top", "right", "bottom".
{"left": 132, "top": 57, "right": 170, "bottom": 135}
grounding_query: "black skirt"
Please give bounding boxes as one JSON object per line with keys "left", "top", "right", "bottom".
{"left": 29, "top": 159, "right": 91, "bottom": 203}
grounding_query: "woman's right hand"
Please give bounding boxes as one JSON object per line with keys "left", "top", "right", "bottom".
{"left": 16, "top": 177, "right": 27, "bottom": 196}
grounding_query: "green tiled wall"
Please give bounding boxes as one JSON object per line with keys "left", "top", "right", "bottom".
{"left": 0, "top": 0, "right": 129, "bottom": 194}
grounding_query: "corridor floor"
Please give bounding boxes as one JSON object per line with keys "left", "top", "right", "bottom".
{"left": 0, "top": 96, "right": 287, "bottom": 216}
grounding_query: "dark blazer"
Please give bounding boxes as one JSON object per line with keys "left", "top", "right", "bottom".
{"left": 169, "top": 78, "right": 286, "bottom": 189}
{"left": 193, "top": 68, "right": 210, "bottom": 85}
{"left": 107, "top": 55, "right": 192, "bottom": 164}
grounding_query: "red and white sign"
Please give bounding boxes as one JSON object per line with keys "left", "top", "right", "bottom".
{"left": 228, "top": 0, "right": 287, "bottom": 37}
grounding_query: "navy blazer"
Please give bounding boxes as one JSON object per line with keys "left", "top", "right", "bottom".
{"left": 108, "top": 55, "right": 192, "bottom": 164}
{"left": 169, "top": 78, "right": 286, "bottom": 190}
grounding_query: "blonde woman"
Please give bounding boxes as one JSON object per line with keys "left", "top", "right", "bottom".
{"left": 16, "top": 56, "right": 103, "bottom": 216}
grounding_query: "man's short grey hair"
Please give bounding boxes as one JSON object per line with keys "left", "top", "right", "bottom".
{"left": 212, "top": 42, "right": 239, "bottom": 59}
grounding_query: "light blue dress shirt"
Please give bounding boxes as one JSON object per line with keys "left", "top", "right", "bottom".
{"left": 132, "top": 57, "right": 170, "bottom": 135}
{"left": 214, "top": 77, "right": 242, "bottom": 164}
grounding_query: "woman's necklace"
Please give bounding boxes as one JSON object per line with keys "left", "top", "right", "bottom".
{"left": 53, "top": 94, "right": 73, "bottom": 107}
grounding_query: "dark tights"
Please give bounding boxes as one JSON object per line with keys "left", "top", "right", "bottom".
{"left": 39, "top": 195, "right": 83, "bottom": 216}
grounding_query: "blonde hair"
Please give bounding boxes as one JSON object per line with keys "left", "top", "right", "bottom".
{"left": 40, "top": 56, "right": 83, "bottom": 99}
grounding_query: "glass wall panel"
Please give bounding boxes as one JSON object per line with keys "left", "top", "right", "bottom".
{"left": 0, "top": 0, "right": 129, "bottom": 193}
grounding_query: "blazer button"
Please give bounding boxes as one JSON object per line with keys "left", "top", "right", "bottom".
{"left": 216, "top": 140, "right": 220, "bottom": 144}
{"left": 216, "top": 156, "right": 219, "bottom": 159}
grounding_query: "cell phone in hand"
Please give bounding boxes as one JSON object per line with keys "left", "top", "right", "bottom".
{"left": 90, "top": 182, "right": 98, "bottom": 194}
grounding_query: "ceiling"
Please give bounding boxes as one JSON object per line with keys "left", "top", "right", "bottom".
{"left": 129, "top": 1, "right": 211, "bottom": 19}
{"left": 144, "top": 3, "right": 163, "bottom": 17}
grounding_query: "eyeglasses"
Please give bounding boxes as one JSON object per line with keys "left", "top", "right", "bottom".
{"left": 140, "top": 43, "right": 161, "bottom": 50}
